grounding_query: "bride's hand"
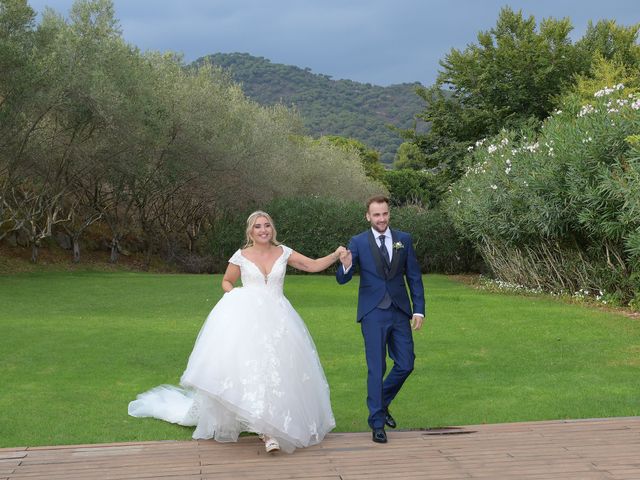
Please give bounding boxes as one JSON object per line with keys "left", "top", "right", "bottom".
{"left": 334, "top": 246, "right": 347, "bottom": 260}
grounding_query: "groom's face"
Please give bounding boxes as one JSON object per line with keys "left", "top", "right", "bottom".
{"left": 366, "top": 201, "right": 390, "bottom": 233}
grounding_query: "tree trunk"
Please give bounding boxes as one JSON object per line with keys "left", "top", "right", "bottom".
{"left": 72, "top": 236, "right": 81, "bottom": 263}
{"left": 110, "top": 237, "right": 119, "bottom": 263}
{"left": 31, "top": 243, "right": 39, "bottom": 263}
{"left": 143, "top": 245, "right": 152, "bottom": 271}
{"left": 187, "top": 234, "right": 194, "bottom": 254}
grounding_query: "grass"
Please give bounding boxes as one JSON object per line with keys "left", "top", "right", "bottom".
{"left": 1, "top": 271, "right": 639, "bottom": 448}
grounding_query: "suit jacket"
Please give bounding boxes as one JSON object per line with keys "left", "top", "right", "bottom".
{"left": 336, "top": 228, "right": 425, "bottom": 321}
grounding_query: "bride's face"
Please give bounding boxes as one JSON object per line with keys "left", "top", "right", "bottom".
{"left": 251, "top": 216, "right": 273, "bottom": 245}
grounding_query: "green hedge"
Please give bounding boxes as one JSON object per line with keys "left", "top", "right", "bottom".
{"left": 392, "top": 205, "right": 481, "bottom": 274}
{"left": 206, "top": 196, "right": 479, "bottom": 274}
{"left": 383, "top": 169, "right": 449, "bottom": 209}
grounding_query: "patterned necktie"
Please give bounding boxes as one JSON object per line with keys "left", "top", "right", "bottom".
{"left": 379, "top": 234, "right": 390, "bottom": 266}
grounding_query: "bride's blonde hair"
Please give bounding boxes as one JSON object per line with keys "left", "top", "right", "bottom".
{"left": 244, "top": 210, "right": 280, "bottom": 247}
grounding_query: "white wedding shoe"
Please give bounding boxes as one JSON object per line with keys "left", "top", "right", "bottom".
{"left": 261, "top": 434, "right": 280, "bottom": 453}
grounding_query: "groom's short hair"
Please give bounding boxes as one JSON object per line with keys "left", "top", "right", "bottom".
{"left": 366, "top": 195, "right": 390, "bottom": 210}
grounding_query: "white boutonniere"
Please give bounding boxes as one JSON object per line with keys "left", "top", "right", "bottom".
{"left": 393, "top": 241, "right": 404, "bottom": 251}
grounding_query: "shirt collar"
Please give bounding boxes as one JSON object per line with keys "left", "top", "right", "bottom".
{"left": 372, "top": 227, "right": 391, "bottom": 239}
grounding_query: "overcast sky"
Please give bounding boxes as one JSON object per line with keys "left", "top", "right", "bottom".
{"left": 28, "top": 0, "right": 638, "bottom": 86}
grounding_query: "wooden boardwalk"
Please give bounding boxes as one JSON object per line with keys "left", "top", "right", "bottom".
{"left": 2, "top": 417, "right": 639, "bottom": 479}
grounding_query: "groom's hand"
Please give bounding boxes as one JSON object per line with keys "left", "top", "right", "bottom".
{"left": 339, "top": 249, "right": 352, "bottom": 270}
{"left": 411, "top": 314, "right": 424, "bottom": 331}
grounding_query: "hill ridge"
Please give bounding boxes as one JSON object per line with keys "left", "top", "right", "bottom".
{"left": 194, "top": 52, "right": 425, "bottom": 163}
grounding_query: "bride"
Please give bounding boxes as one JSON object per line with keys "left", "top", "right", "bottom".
{"left": 129, "top": 210, "right": 341, "bottom": 453}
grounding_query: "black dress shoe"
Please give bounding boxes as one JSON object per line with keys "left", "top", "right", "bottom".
{"left": 384, "top": 410, "right": 397, "bottom": 429}
{"left": 372, "top": 427, "right": 387, "bottom": 443}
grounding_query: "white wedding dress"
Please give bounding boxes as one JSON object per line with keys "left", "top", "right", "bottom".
{"left": 128, "top": 245, "right": 335, "bottom": 453}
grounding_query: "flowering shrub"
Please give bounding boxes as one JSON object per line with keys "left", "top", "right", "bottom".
{"left": 446, "top": 84, "right": 640, "bottom": 303}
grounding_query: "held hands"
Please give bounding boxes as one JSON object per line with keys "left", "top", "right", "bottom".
{"left": 339, "top": 248, "right": 352, "bottom": 269}
{"left": 333, "top": 246, "right": 347, "bottom": 260}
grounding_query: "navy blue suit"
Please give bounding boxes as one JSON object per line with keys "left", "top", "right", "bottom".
{"left": 336, "top": 228, "right": 425, "bottom": 429}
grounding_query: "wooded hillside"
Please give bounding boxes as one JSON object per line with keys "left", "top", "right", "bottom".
{"left": 198, "top": 53, "right": 426, "bottom": 164}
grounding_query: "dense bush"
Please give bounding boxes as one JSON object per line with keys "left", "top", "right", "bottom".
{"left": 206, "top": 197, "right": 367, "bottom": 273}
{"left": 383, "top": 169, "right": 450, "bottom": 209}
{"left": 447, "top": 84, "right": 640, "bottom": 303}
{"left": 264, "top": 197, "right": 367, "bottom": 262}
{"left": 392, "top": 206, "right": 481, "bottom": 274}
{"left": 206, "top": 196, "right": 479, "bottom": 274}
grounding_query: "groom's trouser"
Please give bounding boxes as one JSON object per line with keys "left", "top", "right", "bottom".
{"left": 361, "top": 304, "right": 415, "bottom": 429}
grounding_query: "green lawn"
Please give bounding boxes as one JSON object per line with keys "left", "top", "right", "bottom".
{"left": 1, "top": 272, "right": 639, "bottom": 447}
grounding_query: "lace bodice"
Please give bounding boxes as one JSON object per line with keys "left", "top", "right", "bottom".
{"left": 229, "top": 245, "right": 292, "bottom": 294}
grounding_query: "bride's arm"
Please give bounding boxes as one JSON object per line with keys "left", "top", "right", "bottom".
{"left": 288, "top": 247, "right": 345, "bottom": 273}
{"left": 222, "top": 263, "right": 240, "bottom": 292}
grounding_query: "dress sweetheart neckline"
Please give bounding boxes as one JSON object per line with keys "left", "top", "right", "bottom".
{"left": 239, "top": 246, "right": 285, "bottom": 278}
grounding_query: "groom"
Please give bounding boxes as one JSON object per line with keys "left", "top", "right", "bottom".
{"left": 336, "top": 194, "right": 425, "bottom": 444}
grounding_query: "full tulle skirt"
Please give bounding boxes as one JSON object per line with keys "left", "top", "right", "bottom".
{"left": 128, "top": 286, "right": 335, "bottom": 453}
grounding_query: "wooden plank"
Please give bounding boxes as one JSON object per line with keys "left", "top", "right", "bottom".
{"left": 4, "top": 417, "right": 640, "bottom": 479}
